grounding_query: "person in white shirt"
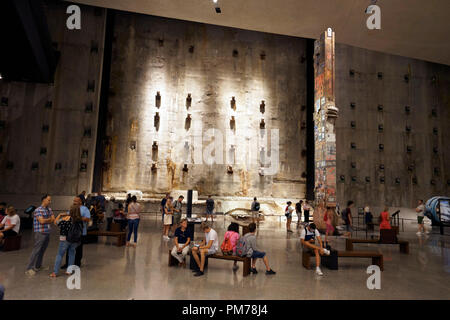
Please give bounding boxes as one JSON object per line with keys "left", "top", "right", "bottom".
{"left": 416, "top": 199, "right": 428, "bottom": 235}
{"left": 0, "top": 206, "right": 21, "bottom": 244}
{"left": 300, "top": 223, "right": 330, "bottom": 276}
{"left": 285, "top": 201, "right": 295, "bottom": 233}
{"left": 191, "top": 222, "right": 218, "bottom": 277}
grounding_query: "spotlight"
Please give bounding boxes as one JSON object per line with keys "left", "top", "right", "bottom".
{"left": 0, "top": 73, "right": 2, "bottom": 79}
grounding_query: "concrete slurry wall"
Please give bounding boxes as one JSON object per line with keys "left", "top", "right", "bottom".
{"left": 103, "top": 13, "right": 308, "bottom": 199}
{"left": 0, "top": 2, "right": 105, "bottom": 196}
{"left": 335, "top": 43, "right": 450, "bottom": 210}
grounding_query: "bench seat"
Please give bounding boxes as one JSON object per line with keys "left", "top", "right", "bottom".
{"left": 345, "top": 238, "right": 409, "bottom": 254}
{"left": 302, "top": 249, "right": 384, "bottom": 271}
{"left": 87, "top": 231, "right": 126, "bottom": 247}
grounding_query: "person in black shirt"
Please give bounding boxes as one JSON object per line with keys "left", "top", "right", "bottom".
{"left": 170, "top": 219, "right": 191, "bottom": 267}
{"left": 77, "top": 191, "right": 86, "bottom": 206}
{"left": 206, "top": 195, "right": 215, "bottom": 222}
{"left": 295, "top": 200, "right": 303, "bottom": 229}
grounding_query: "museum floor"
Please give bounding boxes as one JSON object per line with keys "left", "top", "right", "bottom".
{"left": 1, "top": 216, "right": 449, "bottom": 300}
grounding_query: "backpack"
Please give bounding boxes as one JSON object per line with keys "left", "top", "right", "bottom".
{"left": 221, "top": 234, "right": 234, "bottom": 255}
{"left": 236, "top": 236, "right": 250, "bottom": 257}
{"left": 341, "top": 208, "right": 349, "bottom": 223}
{"left": 324, "top": 213, "right": 328, "bottom": 221}
{"left": 67, "top": 221, "right": 83, "bottom": 243}
{"left": 254, "top": 202, "right": 260, "bottom": 211}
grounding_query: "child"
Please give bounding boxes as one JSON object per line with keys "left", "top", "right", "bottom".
{"left": 242, "top": 223, "right": 276, "bottom": 275}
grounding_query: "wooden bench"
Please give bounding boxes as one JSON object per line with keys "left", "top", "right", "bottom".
{"left": 345, "top": 228, "right": 409, "bottom": 254}
{"left": 169, "top": 250, "right": 251, "bottom": 276}
{"left": 302, "top": 250, "right": 384, "bottom": 271}
{"left": 2, "top": 234, "right": 22, "bottom": 251}
{"left": 87, "top": 230, "right": 126, "bottom": 247}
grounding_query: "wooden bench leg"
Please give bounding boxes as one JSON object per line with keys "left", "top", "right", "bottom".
{"left": 243, "top": 258, "right": 250, "bottom": 277}
{"left": 302, "top": 251, "right": 311, "bottom": 269}
{"left": 372, "top": 256, "right": 384, "bottom": 271}
{"left": 400, "top": 243, "right": 409, "bottom": 254}
{"left": 117, "top": 234, "right": 125, "bottom": 247}
{"left": 168, "top": 250, "right": 178, "bottom": 267}
{"left": 345, "top": 239, "right": 353, "bottom": 251}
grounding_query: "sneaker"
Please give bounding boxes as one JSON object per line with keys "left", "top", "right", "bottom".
{"left": 416, "top": 232, "right": 422, "bottom": 236}
{"left": 36, "top": 266, "right": 50, "bottom": 271}
{"left": 425, "top": 230, "right": 430, "bottom": 234}
{"left": 163, "top": 236, "right": 170, "bottom": 240}
{"left": 315, "top": 267, "right": 323, "bottom": 276}
{"left": 323, "top": 249, "right": 331, "bottom": 256}
{"left": 250, "top": 268, "right": 258, "bottom": 274}
{"left": 287, "top": 230, "right": 293, "bottom": 233}
{"left": 232, "top": 264, "right": 239, "bottom": 272}
{"left": 194, "top": 271, "right": 204, "bottom": 277}
{"left": 25, "top": 269, "right": 36, "bottom": 276}
{"left": 191, "top": 269, "right": 200, "bottom": 273}
{"left": 266, "top": 269, "right": 276, "bottom": 275}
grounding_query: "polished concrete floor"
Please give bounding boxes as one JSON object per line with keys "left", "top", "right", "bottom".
{"left": 0, "top": 216, "right": 449, "bottom": 300}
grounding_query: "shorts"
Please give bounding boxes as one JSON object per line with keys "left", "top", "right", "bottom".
{"left": 251, "top": 250, "right": 266, "bottom": 259}
{"left": 173, "top": 214, "right": 181, "bottom": 225}
{"left": 345, "top": 224, "right": 353, "bottom": 232}
{"left": 417, "top": 216, "right": 424, "bottom": 224}
{"left": 326, "top": 223, "right": 335, "bottom": 233}
{"left": 164, "top": 214, "right": 173, "bottom": 226}
{"left": 285, "top": 213, "right": 292, "bottom": 219}
{"left": 206, "top": 248, "right": 217, "bottom": 256}
{"left": 2, "top": 230, "right": 17, "bottom": 238}
{"left": 206, "top": 208, "right": 214, "bottom": 215}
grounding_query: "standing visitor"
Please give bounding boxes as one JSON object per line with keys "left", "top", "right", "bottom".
{"left": 364, "top": 205, "right": 373, "bottom": 230}
{"left": 50, "top": 205, "right": 83, "bottom": 277}
{"left": 379, "top": 206, "right": 392, "bottom": 230}
{"left": 25, "top": 195, "right": 54, "bottom": 276}
{"left": 160, "top": 193, "right": 170, "bottom": 229}
{"left": 341, "top": 201, "right": 354, "bottom": 238}
{"left": 170, "top": 219, "right": 191, "bottom": 267}
{"left": 285, "top": 201, "right": 294, "bottom": 233}
{"left": 105, "top": 197, "right": 116, "bottom": 231}
{"left": 251, "top": 197, "right": 260, "bottom": 223}
{"left": 113, "top": 203, "right": 127, "bottom": 231}
{"left": 78, "top": 191, "right": 86, "bottom": 205}
{"left": 172, "top": 195, "right": 184, "bottom": 231}
{"left": 163, "top": 197, "right": 174, "bottom": 240}
{"left": 416, "top": 199, "right": 428, "bottom": 235}
{"left": 125, "top": 193, "right": 132, "bottom": 213}
{"left": 295, "top": 200, "right": 303, "bottom": 229}
{"left": 302, "top": 200, "right": 312, "bottom": 224}
{"left": 191, "top": 222, "right": 219, "bottom": 277}
{"left": 206, "top": 195, "right": 215, "bottom": 222}
{"left": 126, "top": 196, "right": 141, "bottom": 247}
{"left": 61, "top": 196, "right": 91, "bottom": 269}
{"left": 0, "top": 206, "right": 20, "bottom": 245}
{"left": 324, "top": 206, "right": 335, "bottom": 245}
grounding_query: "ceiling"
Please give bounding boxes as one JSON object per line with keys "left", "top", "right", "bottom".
{"left": 70, "top": 0, "right": 450, "bottom": 66}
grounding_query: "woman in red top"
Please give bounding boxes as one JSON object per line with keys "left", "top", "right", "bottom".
{"left": 379, "top": 206, "right": 391, "bottom": 230}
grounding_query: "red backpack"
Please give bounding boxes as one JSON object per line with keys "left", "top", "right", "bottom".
{"left": 221, "top": 234, "right": 234, "bottom": 255}
{"left": 324, "top": 213, "right": 328, "bottom": 221}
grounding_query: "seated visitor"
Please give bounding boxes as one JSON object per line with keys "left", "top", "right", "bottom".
{"left": 171, "top": 219, "right": 191, "bottom": 267}
{"left": 50, "top": 205, "right": 83, "bottom": 277}
{"left": 191, "top": 222, "right": 219, "bottom": 277}
{"left": 0, "top": 206, "right": 21, "bottom": 245}
{"left": 105, "top": 197, "right": 116, "bottom": 231}
{"left": 300, "top": 223, "right": 330, "bottom": 276}
{"left": 113, "top": 203, "right": 127, "bottom": 231}
{"left": 239, "top": 222, "right": 276, "bottom": 275}
{"left": 379, "top": 206, "right": 391, "bottom": 230}
{"left": 221, "top": 222, "right": 240, "bottom": 271}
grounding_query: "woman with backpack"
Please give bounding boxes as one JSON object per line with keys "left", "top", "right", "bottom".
{"left": 221, "top": 223, "right": 240, "bottom": 271}
{"left": 50, "top": 205, "right": 83, "bottom": 277}
{"left": 126, "top": 196, "right": 142, "bottom": 247}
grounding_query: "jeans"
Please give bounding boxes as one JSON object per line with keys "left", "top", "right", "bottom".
{"left": 0, "top": 284, "right": 4, "bottom": 300}
{"left": 127, "top": 219, "right": 140, "bottom": 242}
{"left": 54, "top": 240, "right": 79, "bottom": 274}
{"left": 64, "top": 235, "right": 86, "bottom": 267}
{"left": 106, "top": 217, "right": 113, "bottom": 231}
{"left": 27, "top": 232, "right": 50, "bottom": 271}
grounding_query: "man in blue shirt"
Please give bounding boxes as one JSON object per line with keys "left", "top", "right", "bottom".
{"left": 62, "top": 196, "right": 91, "bottom": 269}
